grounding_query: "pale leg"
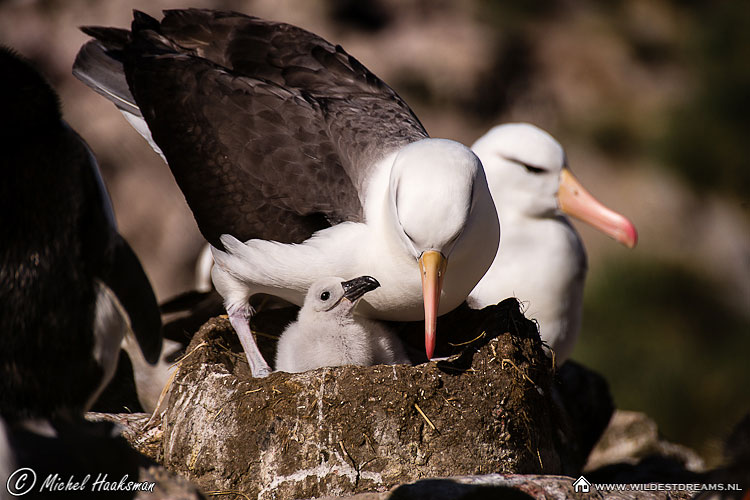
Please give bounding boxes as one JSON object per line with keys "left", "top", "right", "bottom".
{"left": 227, "top": 303, "right": 271, "bottom": 378}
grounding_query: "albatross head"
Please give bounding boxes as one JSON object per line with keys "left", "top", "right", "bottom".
{"left": 301, "top": 276, "right": 381, "bottom": 322}
{"left": 389, "top": 138, "right": 495, "bottom": 359}
{"left": 472, "top": 123, "right": 637, "bottom": 247}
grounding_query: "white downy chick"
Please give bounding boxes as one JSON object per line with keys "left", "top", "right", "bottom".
{"left": 275, "top": 276, "right": 409, "bottom": 373}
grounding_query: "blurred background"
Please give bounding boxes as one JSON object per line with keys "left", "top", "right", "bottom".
{"left": 1, "top": 0, "right": 747, "bottom": 466}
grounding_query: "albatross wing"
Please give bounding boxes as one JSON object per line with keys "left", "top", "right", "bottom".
{"left": 74, "top": 9, "right": 429, "bottom": 248}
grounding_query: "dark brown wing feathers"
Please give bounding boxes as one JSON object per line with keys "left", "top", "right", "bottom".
{"left": 78, "top": 9, "right": 428, "bottom": 247}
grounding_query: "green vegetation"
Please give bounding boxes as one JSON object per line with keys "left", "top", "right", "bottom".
{"left": 573, "top": 257, "right": 750, "bottom": 463}
{"left": 657, "top": 2, "right": 750, "bottom": 198}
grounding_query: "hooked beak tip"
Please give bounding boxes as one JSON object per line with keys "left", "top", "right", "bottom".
{"left": 559, "top": 168, "right": 638, "bottom": 250}
{"left": 622, "top": 223, "right": 638, "bottom": 248}
{"left": 341, "top": 275, "right": 381, "bottom": 302}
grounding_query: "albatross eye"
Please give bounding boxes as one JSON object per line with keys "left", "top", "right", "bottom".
{"left": 501, "top": 155, "right": 548, "bottom": 175}
{"left": 320, "top": 291, "right": 330, "bottom": 301}
{"left": 522, "top": 163, "right": 546, "bottom": 175}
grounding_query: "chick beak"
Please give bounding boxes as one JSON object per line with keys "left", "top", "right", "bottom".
{"left": 341, "top": 275, "right": 381, "bottom": 302}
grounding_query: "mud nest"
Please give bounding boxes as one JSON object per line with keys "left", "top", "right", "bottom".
{"left": 134, "top": 298, "right": 579, "bottom": 499}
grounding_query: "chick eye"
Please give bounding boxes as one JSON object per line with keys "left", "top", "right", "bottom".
{"left": 320, "top": 291, "right": 330, "bottom": 301}
{"left": 522, "top": 163, "right": 546, "bottom": 175}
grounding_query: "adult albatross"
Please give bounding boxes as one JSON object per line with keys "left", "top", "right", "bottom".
{"left": 73, "top": 9, "right": 500, "bottom": 377}
{"left": 467, "top": 123, "right": 637, "bottom": 364}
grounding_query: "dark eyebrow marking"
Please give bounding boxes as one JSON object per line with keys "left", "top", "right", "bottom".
{"left": 501, "top": 155, "right": 547, "bottom": 174}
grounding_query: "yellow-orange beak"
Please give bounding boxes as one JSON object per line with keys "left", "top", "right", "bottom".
{"left": 419, "top": 250, "right": 448, "bottom": 360}
{"left": 558, "top": 168, "right": 638, "bottom": 248}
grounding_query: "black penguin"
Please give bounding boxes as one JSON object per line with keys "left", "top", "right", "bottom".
{"left": 0, "top": 47, "right": 162, "bottom": 422}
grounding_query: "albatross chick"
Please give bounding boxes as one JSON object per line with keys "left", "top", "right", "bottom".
{"left": 275, "top": 276, "right": 409, "bottom": 373}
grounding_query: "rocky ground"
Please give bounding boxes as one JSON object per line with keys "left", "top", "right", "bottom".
{"left": 85, "top": 301, "right": 748, "bottom": 499}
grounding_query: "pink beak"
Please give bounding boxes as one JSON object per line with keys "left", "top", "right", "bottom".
{"left": 419, "top": 250, "right": 448, "bottom": 360}
{"left": 558, "top": 168, "right": 638, "bottom": 248}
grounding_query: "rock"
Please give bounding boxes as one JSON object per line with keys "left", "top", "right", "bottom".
{"left": 584, "top": 410, "right": 705, "bottom": 483}
{"left": 315, "top": 473, "right": 694, "bottom": 500}
{"left": 86, "top": 412, "right": 164, "bottom": 463}
{"left": 156, "top": 299, "right": 574, "bottom": 499}
{"left": 699, "top": 413, "right": 750, "bottom": 499}
{"left": 134, "top": 465, "right": 206, "bottom": 500}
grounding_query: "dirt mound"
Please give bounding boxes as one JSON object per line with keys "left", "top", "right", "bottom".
{"left": 150, "top": 298, "right": 577, "bottom": 499}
